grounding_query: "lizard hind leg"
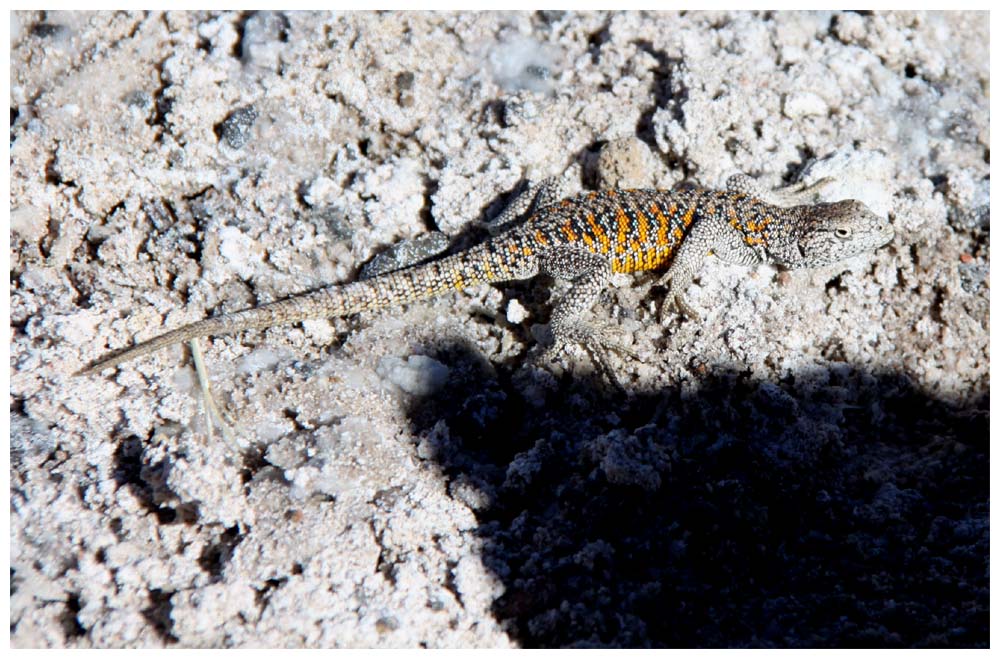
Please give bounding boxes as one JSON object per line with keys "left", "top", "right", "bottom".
{"left": 486, "top": 176, "right": 572, "bottom": 234}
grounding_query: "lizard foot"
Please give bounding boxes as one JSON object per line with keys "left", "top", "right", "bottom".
{"left": 654, "top": 278, "right": 702, "bottom": 324}
{"left": 189, "top": 339, "right": 241, "bottom": 447}
{"left": 540, "top": 321, "right": 639, "bottom": 390}
{"left": 663, "top": 292, "right": 701, "bottom": 324}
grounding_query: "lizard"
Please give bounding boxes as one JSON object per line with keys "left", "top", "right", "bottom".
{"left": 77, "top": 173, "right": 894, "bottom": 376}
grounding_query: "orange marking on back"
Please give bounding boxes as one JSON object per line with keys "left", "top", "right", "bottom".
{"left": 648, "top": 247, "right": 669, "bottom": 269}
{"left": 522, "top": 246, "right": 533, "bottom": 256}
{"left": 534, "top": 229, "right": 549, "bottom": 245}
{"left": 587, "top": 213, "right": 610, "bottom": 253}
{"left": 745, "top": 215, "right": 773, "bottom": 233}
{"left": 728, "top": 206, "right": 741, "bottom": 228}
{"left": 682, "top": 205, "right": 696, "bottom": 227}
{"left": 649, "top": 202, "right": 667, "bottom": 222}
{"left": 657, "top": 222, "right": 669, "bottom": 247}
{"left": 650, "top": 203, "right": 670, "bottom": 246}
{"left": 615, "top": 207, "right": 630, "bottom": 253}
{"left": 636, "top": 209, "right": 650, "bottom": 245}
{"left": 560, "top": 220, "right": 578, "bottom": 242}
{"left": 672, "top": 227, "right": 683, "bottom": 241}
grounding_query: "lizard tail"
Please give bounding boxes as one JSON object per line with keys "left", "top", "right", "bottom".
{"left": 77, "top": 245, "right": 510, "bottom": 375}
{"left": 76, "top": 296, "right": 330, "bottom": 376}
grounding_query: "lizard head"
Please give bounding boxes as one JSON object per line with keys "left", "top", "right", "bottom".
{"left": 775, "top": 200, "right": 894, "bottom": 268}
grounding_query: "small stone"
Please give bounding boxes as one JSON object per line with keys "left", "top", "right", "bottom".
{"left": 596, "top": 137, "right": 656, "bottom": 189}
{"left": 31, "top": 23, "right": 63, "bottom": 38}
{"left": 506, "top": 298, "right": 529, "bottom": 324}
{"left": 217, "top": 105, "right": 258, "bottom": 149}
{"left": 10, "top": 206, "right": 48, "bottom": 243}
{"left": 782, "top": 91, "right": 828, "bottom": 119}
{"left": 958, "top": 262, "right": 989, "bottom": 293}
{"left": 377, "top": 355, "right": 450, "bottom": 396}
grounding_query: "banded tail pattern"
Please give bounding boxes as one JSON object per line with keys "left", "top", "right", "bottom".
{"left": 77, "top": 240, "right": 524, "bottom": 375}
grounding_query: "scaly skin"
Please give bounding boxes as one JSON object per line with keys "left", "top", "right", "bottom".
{"left": 78, "top": 176, "right": 894, "bottom": 375}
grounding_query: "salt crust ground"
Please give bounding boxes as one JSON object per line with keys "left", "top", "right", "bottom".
{"left": 10, "top": 11, "right": 988, "bottom": 648}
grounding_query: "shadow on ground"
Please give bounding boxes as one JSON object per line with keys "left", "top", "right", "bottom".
{"left": 403, "top": 341, "right": 988, "bottom": 648}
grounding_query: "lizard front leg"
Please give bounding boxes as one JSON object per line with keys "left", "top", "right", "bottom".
{"left": 726, "top": 172, "right": 834, "bottom": 207}
{"left": 541, "top": 245, "right": 636, "bottom": 371}
{"left": 656, "top": 218, "right": 722, "bottom": 322}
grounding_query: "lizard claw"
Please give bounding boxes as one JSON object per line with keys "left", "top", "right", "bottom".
{"left": 656, "top": 278, "right": 702, "bottom": 324}
{"left": 670, "top": 293, "right": 702, "bottom": 323}
{"left": 539, "top": 320, "right": 640, "bottom": 391}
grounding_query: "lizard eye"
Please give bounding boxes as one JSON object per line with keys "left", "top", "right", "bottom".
{"left": 835, "top": 227, "right": 852, "bottom": 239}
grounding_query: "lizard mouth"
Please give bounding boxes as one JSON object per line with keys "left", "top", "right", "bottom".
{"left": 880, "top": 223, "right": 895, "bottom": 245}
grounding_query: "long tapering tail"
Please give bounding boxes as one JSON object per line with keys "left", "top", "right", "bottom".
{"left": 77, "top": 242, "right": 519, "bottom": 375}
